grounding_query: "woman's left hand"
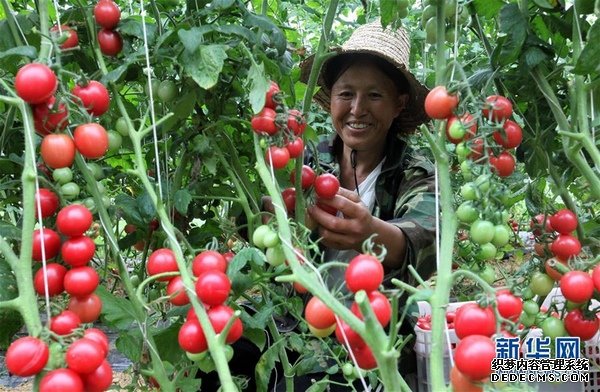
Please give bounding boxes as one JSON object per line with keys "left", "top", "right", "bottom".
{"left": 307, "top": 187, "right": 374, "bottom": 251}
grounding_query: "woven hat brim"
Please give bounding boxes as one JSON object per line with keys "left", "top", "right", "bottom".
{"left": 299, "top": 47, "right": 430, "bottom": 134}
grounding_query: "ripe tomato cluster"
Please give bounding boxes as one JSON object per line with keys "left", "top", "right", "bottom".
{"left": 251, "top": 81, "right": 306, "bottom": 169}
{"left": 94, "top": 0, "right": 123, "bottom": 56}
{"left": 302, "top": 253, "right": 391, "bottom": 370}
{"left": 143, "top": 248, "right": 244, "bottom": 357}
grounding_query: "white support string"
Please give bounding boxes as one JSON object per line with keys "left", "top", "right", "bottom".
{"left": 139, "top": 1, "right": 163, "bottom": 201}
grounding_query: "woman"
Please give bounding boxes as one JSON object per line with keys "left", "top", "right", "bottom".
{"left": 301, "top": 21, "right": 437, "bottom": 289}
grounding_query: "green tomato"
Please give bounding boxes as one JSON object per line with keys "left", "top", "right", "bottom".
{"left": 130, "top": 275, "right": 141, "bottom": 288}
{"left": 521, "top": 287, "right": 534, "bottom": 300}
{"left": 541, "top": 317, "right": 567, "bottom": 339}
{"left": 478, "top": 265, "right": 495, "bottom": 285}
{"left": 107, "top": 130, "right": 122, "bottom": 154}
{"left": 252, "top": 225, "right": 272, "bottom": 249}
{"left": 83, "top": 197, "right": 96, "bottom": 211}
{"left": 474, "top": 174, "right": 491, "bottom": 193}
{"left": 186, "top": 351, "right": 206, "bottom": 362}
{"left": 102, "top": 195, "right": 111, "bottom": 208}
{"left": 476, "top": 242, "right": 497, "bottom": 261}
{"left": 456, "top": 201, "right": 479, "bottom": 223}
{"left": 529, "top": 272, "right": 554, "bottom": 297}
{"left": 52, "top": 167, "right": 73, "bottom": 184}
{"left": 492, "top": 225, "right": 511, "bottom": 248}
{"left": 425, "top": 18, "right": 437, "bottom": 44}
{"left": 469, "top": 220, "right": 495, "bottom": 244}
{"left": 445, "top": 28, "right": 457, "bottom": 43}
{"left": 157, "top": 80, "right": 178, "bottom": 102}
{"left": 444, "top": 0, "right": 457, "bottom": 16}
{"left": 61, "top": 182, "right": 80, "bottom": 200}
{"left": 145, "top": 79, "right": 160, "bottom": 97}
{"left": 523, "top": 300, "right": 539, "bottom": 315}
{"left": 397, "top": 6, "right": 409, "bottom": 18}
{"left": 342, "top": 363, "right": 355, "bottom": 378}
{"left": 520, "top": 312, "right": 536, "bottom": 328}
{"left": 262, "top": 230, "right": 280, "bottom": 248}
{"left": 421, "top": 5, "right": 436, "bottom": 26}
{"left": 266, "top": 246, "right": 285, "bottom": 266}
{"left": 87, "top": 162, "right": 104, "bottom": 180}
{"left": 115, "top": 117, "right": 129, "bottom": 136}
{"left": 456, "top": 142, "right": 470, "bottom": 159}
{"left": 460, "top": 182, "right": 478, "bottom": 201}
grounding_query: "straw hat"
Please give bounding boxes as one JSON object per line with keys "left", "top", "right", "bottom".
{"left": 299, "top": 21, "right": 430, "bottom": 133}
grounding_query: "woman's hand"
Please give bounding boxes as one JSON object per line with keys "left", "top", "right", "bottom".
{"left": 307, "top": 187, "right": 374, "bottom": 251}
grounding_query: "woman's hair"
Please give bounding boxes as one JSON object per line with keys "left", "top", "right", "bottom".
{"left": 322, "top": 52, "right": 410, "bottom": 95}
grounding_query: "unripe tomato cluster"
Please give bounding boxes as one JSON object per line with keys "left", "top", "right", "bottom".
{"left": 94, "top": 0, "right": 123, "bottom": 56}
{"left": 421, "top": 0, "right": 470, "bottom": 45}
{"left": 143, "top": 248, "right": 244, "bottom": 359}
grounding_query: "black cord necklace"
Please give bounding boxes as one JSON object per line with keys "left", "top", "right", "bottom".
{"left": 350, "top": 149, "right": 360, "bottom": 197}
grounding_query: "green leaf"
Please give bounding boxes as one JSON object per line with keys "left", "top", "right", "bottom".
{"left": 228, "top": 248, "right": 261, "bottom": 275}
{"left": 203, "top": 155, "right": 218, "bottom": 175}
{"left": 96, "top": 286, "right": 137, "bottom": 329}
{"left": 174, "top": 189, "right": 192, "bottom": 215}
{"left": 103, "top": 62, "right": 131, "bottom": 84}
{"left": 247, "top": 62, "right": 270, "bottom": 114}
{"left": 119, "top": 18, "right": 158, "bottom": 43}
{"left": 115, "top": 194, "right": 144, "bottom": 226}
{"left": 137, "top": 191, "right": 157, "bottom": 222}
{"left": 523, "top": 45, "right": 549, "bottom": 68}
{"left": 0, "top": 45, "right": 37, "bottom": 60}
{"left": 212, "top": 0, "right": 235, "bottom": 9}
{"left": 244, "top": 327, "right": 267, "bottom": 351}
{"left": 116, "top": 330, "right": 143, "bottom": 362}
{"left": 239, "top": 303, "right": 273, "bottom": 330}
{"left": 178, "top": 27, "right": 204, "bottom": 53}
{"left": 255, "top": 340, "right": 283, "bottom": 392}
{"left": 184, "top": 45, "right": 228, "bottom": 90}
{"left": 574, "top": 21, "right": 600, "bottom": 75}
{"left": 472, "top": 0, "right": 505, "bottom": 18}
{"left": 498, "top": 3, "right": 528, "bottom": 66}
{"left": 153, "top": 323, "right": 184, "bottom": 364}
{"left": 0, "top": 221, "right": 21, "bottom": 240}
{"left": 0, "top": 257, "right": 22, "bottom": 349}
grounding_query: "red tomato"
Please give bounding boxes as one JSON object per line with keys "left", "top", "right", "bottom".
{"left": 454, "top": 303, "right": 496, "bottom": 339}
{"left": 482, "top": 95, "right": 513, "bottom": 121}
{"left": 492, "top": 120, "right": 522, "bottom": 148}
{"left": 33, "top": 96, "right": 69, "bottom": 135}
{"left": 68, "top": 294, "right": 102, "bottom": 323}
{"left": 314, "top": 173, "right": 340, "bottom": 199}
{"left": 51, "top": 25, "right": 79, "bottom": 49}
{"left": 251, "top": 107, "right": 277, "bottom": 135}
{"left": 530, "top": 214, "right": 553, "bottom": 237}
{"left": 64, "top": 266, "right": 100, "bottom": 297}
{"left": 345, "top": 254, "right": 384, "bottom": 293}
{"left": 61, "top": 236, "right": 96, "bottom": 267}
{"left": 446, "top": 113, "right": 477, "bottom": 144}
{"left": 5, "top": 336, "right": 49, "bottom": 377}
{"left": 450, "top": 365, "right": 484, "bottom": 392}
{"left": 34, "top": 188, "right": 59, "bottom": 218}
{"left": 14, "top": 63, "right": 57, "bottom": 104}
{"left": 166, "top": 276, "right": 190, "bottom": 306}
{"left": 222, "top": 251, "right": 235, "bottom": 263}
{"left": 195, "top": 271, "right": 231, "bottom": 306}
{"left": 424, "top": 86, "right": 459, "bottom": 119}
{"left": 560, "top": 270, "right": 594, "bottom": 303}
{"left": 350, "top": 291, "right": 392, "bottom": 327}
{"left": 74, "top": 123, "right": 109, "bottom": 159}
{"left": 351, "top": 344, "right": 377, "bottom": 370}
{"left": 293, "top": 281, "right": 307, "bottom": 294}
{"left": 495, "top": 290, "right": 523, "bottom": 322}
{"left": 81, "top": 360, "right": 113, "bottom": 392}
{"left": 192, "top": 250, "right": 227, "bottom": 276}
{"left": 208, "top": 305, "right": 244, "bottom": 344}
{"left": 416, "top": 315, "right": 432, "bottom": 330}
{"left": 34, "top": 263, "right": 67, "bottom": 296}
{"left": 72, "top": 81, "right": 110, "bottom": 117}
{"left": 550, "top": 209, "right": 578, "bottom": 234}
{"left": 282, "top": 187, "right": 296, "bottom": 213}
{"left": 32, "top": 228, "right": 61, "bottom": 261}
{"left": 290, "top": 165, "right": 316, "bottom": 189}
{"left": 56, "top": 204, "right": 93, "bottom": 237}
{"left": 83, "top": 328, "right": 110, "bottom": 358}
{"left": 50, "top": 310, "right": 81, "bottom": 335}
{"left": 564, "top": 309, "right": 599, "bottom": 341}
{"left": 265, "top": 146, "right": 290, "bottom": 169}
{"left": 544, "top": 258, "right": 567, "bottom": 281}
{"left": 94, "top": 0, "right": 121, "bottom": 29}
{"left": 265, "top": 81, "right": 280, "bottom": 109}
{"left": 40, "top": 369, "right": 84, "bottom": 392}
{"left": 490, "top": 151, "right": 515, "bottom": 177}
{"left": 41, "top": 134, "right": 76, "bottom": 169}
{"left": 66, "top": 338, "right": 104, "bottom": 374}
{"left": 285, "top": 137, "right": 304, "bottom": 158}
{"left": 305, "top": 296, "right": 336, "bottom": 329}
{"left": 147, "top": 248, "right": 179, "bottom": 281}
{"left": 178, "top": 319, "right": 208, "bottom": 353}
{"left": 454, "top": 335, "right": 495, "bottom": 381}
{"left": 467, "top": 138, "right": 485, "bottom": 161}
{"left": 593, "top": 265, "right": 600, "bottom": 292}
{"left": 287, "top": 108, "right": 306, "bottom": 135}
{"left": 551, "top": 234, "right": 581, "bottom": 260}
{"left": 335, "top": 320, "right": 365, "bottom": 348}
{"left": 97, "top": 29, "right": 123, "bottom": 56}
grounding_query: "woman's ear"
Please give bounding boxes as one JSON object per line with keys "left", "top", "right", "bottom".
{"left": 395, "top": 93, "right": 409, "bottom": 117}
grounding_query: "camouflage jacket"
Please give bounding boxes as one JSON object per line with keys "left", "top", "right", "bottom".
{"left": 307, "top": 132, "right": 437, "bottom": 287}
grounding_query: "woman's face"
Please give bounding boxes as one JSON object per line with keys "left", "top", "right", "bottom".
{"left": 330, "top": 61, "right": 407, "bottom": 154}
